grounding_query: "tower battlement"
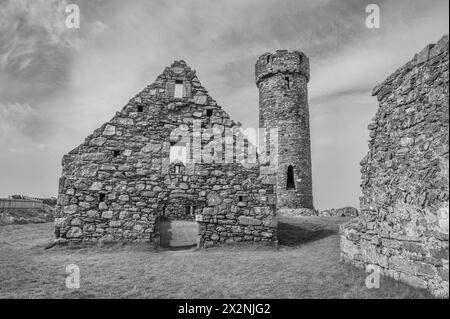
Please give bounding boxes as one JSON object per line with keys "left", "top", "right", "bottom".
{"left": 255, "top": 50, "right": 310, "bottom": 86}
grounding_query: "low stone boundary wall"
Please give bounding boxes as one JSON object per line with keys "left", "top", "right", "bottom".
{"left": 277, "top": 208, "right": 318, "bottom": 217}
{"left": 319, "top": 207, "right": 358, "bottom": 217}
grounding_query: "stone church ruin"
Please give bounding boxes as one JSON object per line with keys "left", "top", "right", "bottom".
{"left": 340, "top": 35, "right": 449, "bottom": 297}
{"left": 55, "top": 50, "right": 315, "bottom": 247}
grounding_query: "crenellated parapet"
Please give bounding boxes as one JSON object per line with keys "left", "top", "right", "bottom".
{"left": 255, "top": 50, "right": 310, "bottom": 86}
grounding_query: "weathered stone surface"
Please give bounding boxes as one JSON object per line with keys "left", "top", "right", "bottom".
{"left": 193, "top": 95, "right": 207, "bottom": 105}
{"left": 238, "top": 216, "right": 262, "bottom": 226}
{"left": 54, "top": 217, "right": 68, "bottom": 228}
{"left": 66, "top": 227, "right": 82, "bottom": 238}
{"left": 277, "top": 208, "right": 317, "bottom": 217}
{"left": 102, "top": 211, "right": 113, "bottom": 219}
{"left": 340, "top": 35, "right": 449, "bottom": 298}
{"left": 103, "top": 125, "right": 116, "bottom": 136}
{"left": 207, "top": 192, "right": 222, "bottom": 207}
{"left": 89, "top": 182, "right": 103, "bottom": 191}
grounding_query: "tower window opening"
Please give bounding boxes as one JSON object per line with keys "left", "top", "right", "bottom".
{"left": 244, "top": 139, "right": 249, "bottom": 159}
{"left": 267, "top": 55, "right": 271, "bottom": 64}
{"left": 113, "top": 150, "right": 121, "bottom": 157}
{"left": 285, "top": 76, "right": 290, "bottom": 89}
{"left": 238, "top": 196, "right": 244, "bottom": 202}
{"left": 287, "top": 165, "right": 295, "bottom": 190}
{"left": 206, "top": 109, "right": 213, "bottom": 117}
{"left": 137, "top": 105, "right": 144, "bottom": 112}
{"left": 174, "top": 80, "right": 184, "bottom": 98}
{"left": 99, "top": 193, "right": 106, "bottom": 203}
{"left": 174, "top": 165, "right": 181, "bottom": 174}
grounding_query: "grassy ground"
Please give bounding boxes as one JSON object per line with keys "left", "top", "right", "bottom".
{"left": 0, "top": 216, "right": 433, "bottom": 299}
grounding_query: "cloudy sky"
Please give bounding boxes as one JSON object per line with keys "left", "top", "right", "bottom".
{"left": 0, "top": 0, "right": 448, "bottom": 209}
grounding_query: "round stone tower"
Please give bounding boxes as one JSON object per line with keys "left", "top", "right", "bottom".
{"left": 255, "top": 50, "right": 314, "bottom": 211}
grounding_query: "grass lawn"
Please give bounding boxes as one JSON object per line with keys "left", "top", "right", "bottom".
{"left": 0, "top": 216, "right": 433, "bottom": 299}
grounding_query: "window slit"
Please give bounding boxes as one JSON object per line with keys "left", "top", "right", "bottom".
{"left": 287, "top": 165, "right": 295, "bottom": 190}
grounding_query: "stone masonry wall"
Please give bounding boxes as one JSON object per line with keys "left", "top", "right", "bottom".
{"left": 319, "top": 207, "right": 358, "bottom": 218}
{"left": 340, "top": 35, "right": 449, "bottom": 297}
{"left": 55, "top": 60, "right": 277, "bottom": 247}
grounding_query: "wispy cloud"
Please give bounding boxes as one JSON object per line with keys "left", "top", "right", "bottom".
{"left": 0, "top": 0, "right": 106, "bottom": 102}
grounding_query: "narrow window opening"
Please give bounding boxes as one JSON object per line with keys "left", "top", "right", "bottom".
{"left": 174, "top": 165, "right": 181, "bottom": 174}
{"left": 267, "top": 55, "right": 271, "bottom": 64}
{"left": 287, "top": 165, "right": 295, "bottom": 190}
{"left": 99, "top": 193, "right": 106, "bottom": 202}
{"left": 174, "top": 80, "right": 184, "bottom": 98}
{"left": 113, "top": 150, "right": 121, "bottom": 157}
{"left": 206, "top": 109, "right": 213, "bottom": 117}
{"left": 238, "top": 196, "right": 244, "bottom": 202}
{"left": 244, "top": 139, "right": 249, "bottom": 159}
{"left": 137, "top": 105, "right": 144, "bottom": 112}
{"left": 285, "top": 76, "right": 290, "bottom": 89}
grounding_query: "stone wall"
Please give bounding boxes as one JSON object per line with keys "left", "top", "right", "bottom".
{"left": 256, "top": 50, "right": 314, "bottom": 211}
{"left": 340, "top": 35, "right": 449, "bottom": 297}
{"left": 277, "top": 208, "right": 318, "bottom": 217}
{"left": 55, "top": 60, "right": 277, "bottom": 247}
{"left": 319, "top": 207, "right": 358, "bottom": 218}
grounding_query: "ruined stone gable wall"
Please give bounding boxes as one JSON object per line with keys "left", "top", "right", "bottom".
{"left": 55, "top": 61, "right": 277, "bottom": 247}
{"left": 340, "top": 35, "right": 449, "bottom": 297}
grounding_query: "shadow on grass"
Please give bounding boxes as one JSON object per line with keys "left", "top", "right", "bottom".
{"left": 278, "top": 222, "right": 337, "bottom": 247}
{"left": 159, "top": 221, "right": 173, "bottom": 248}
